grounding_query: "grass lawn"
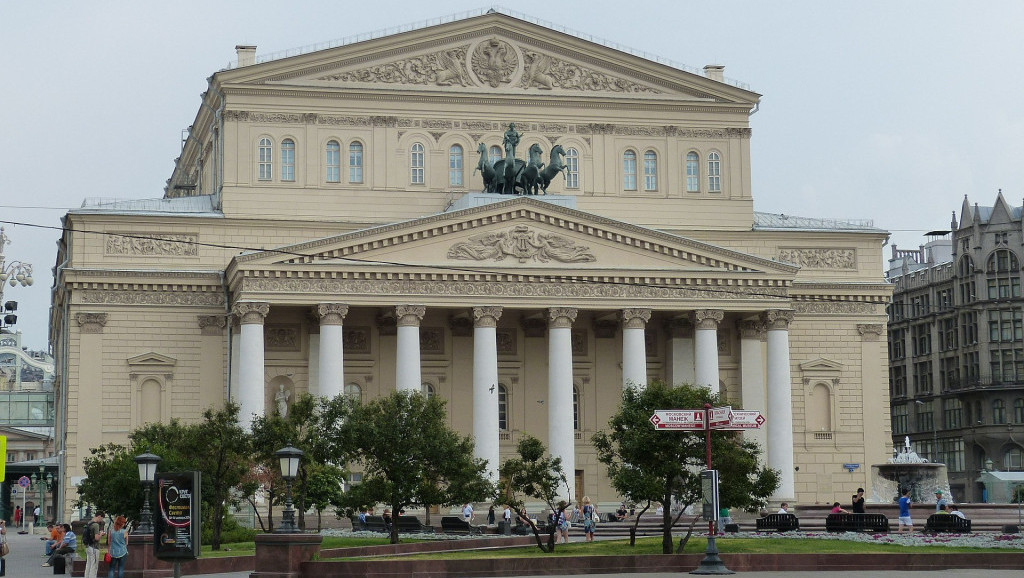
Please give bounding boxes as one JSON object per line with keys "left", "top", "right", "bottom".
{"left": 199, "top": 535, "right": 421, "bottom": 558}
{"left": 326, "top": 536, "right": 1015, "bottom": 560}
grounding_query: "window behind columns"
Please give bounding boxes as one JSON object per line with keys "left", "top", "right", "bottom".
{"left": 345, "top": 382, "right": 362, "bottom": 404}
{"left": 573, "top": 386, "right": 580, "bottom": 431}
{"left": 422, "top": 382, "right": 435, "bottom": 399}
{"left": 498, "top": 384, "right": 508, "bottom": 431}
{"left": 806, "top": 383, "right": 831, "bottom": 431}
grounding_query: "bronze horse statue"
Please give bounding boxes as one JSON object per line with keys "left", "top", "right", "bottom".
{"left": 520, "top": 143, "right": 545, "bottom": 195}
{"left": 538, "top": 144, "right": 567, "bottom": 194}
{"left": 492, "top": 139, "right": 525, "bottom": 194}
{"left": 474, "top": 142, "right": 497, "bottom": 193}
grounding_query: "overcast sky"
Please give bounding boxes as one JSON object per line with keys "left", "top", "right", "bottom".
{"left": 2, "top": 1, "right": 1023, "bottom": 351}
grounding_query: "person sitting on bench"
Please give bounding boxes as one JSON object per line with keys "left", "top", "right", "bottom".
{"left": 42, "top": 524, "right": 76, "bottom": 567}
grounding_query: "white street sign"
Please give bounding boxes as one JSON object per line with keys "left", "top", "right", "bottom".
{"left": 708, "top": 406, "right": 732, "bottom": 427}
{"left": 650, "top": 409, "right": 705, "bottom": 430}
{"left": 717, "top": 410, "right": 766, "bottom": 430}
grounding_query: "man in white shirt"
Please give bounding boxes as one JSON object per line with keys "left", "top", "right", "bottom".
{"left": 777, "top": 502, "right": 790, "bottom": 515}
{"left": 503, "top": 505, "right": 512, "bottom": 535}
{"left": 462, "top": 503, "right": 474, "bottom": 523}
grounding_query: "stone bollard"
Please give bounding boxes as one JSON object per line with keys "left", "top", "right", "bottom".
{"left": 250, "top": 533, "right": 323, "bottom": 578}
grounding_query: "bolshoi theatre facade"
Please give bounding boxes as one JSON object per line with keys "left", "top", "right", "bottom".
{"left": 51, "top": 10, "right": 892, "bottom": 516}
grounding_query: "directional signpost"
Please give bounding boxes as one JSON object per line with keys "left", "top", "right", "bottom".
{"left": 650, "top": 405, "right": 765, "bottom": 575}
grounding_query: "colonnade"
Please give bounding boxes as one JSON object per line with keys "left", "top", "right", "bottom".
{"left": 230, "top": 301, "right": 795, "bottom": 501}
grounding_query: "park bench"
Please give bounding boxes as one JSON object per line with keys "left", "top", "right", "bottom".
{"left": 825, "top": 513, "right": 889, "bottom": 533}
{"left": 755, "top": 513, "right": 800, "bottom": 532}
{"left": 396, "top": 515, "right": 433, "bottom": 533}
{"left": 924, "top": 514, "right": 971, "bottom": 533}
{"left": 440, "top": 515, "right": 482, "bottom": 535}
{"left": 361, "top": 515, "right": 389, "bottom": 532}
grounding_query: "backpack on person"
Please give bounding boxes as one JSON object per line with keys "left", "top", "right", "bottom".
{"left": 83, "top": 522, "right": 100, "bottom": 547}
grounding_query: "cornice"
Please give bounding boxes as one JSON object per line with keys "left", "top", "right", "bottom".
{"left": 63, "top": 269, "right": 224, "bottom": 282}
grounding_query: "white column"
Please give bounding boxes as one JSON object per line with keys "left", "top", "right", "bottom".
{"left": 396, "top": 305, "right": 425, "bottom": 392}
{"left": 692, "top": 309, "right": 724, "bottom": 395}
{"left": 763, "top": 309, "right": 795, "bottom": 501}
{"left": 473, "top": 306, "right": 502, "bottom": 483}
{"left": 233, "top": 301, "right": 269, "bottom": 431}
{"left": 738, "top": 319, "right": 768, "bottom": 454}
{"left": 621, "top": 308, "right": 651, "bottom": 390}
{"left": 229, "top": 316, "right": 241, "bottom": 402}
{"left": 548, "top": 307, "right": 577, "bottom": 503}
{"left": 666, "top": 317, "right": 695, "bottom": 386}
{"left": 317, "top": 303, "right": 348, "bottom": 399}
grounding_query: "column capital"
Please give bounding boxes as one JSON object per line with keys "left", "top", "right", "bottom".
{"left": 737, "top": 319, "right": 766, "bottom": 340}
{"left": 761, "top": 309, "right": 794, "bottom": 330}
{"left": 198, "top": 315, "right": 227, "bottom": 336}
{"left": 75, "top": 312, "right": 108, "bottom": 334}
{"left": 473, "top": 306, "right": 503, "bottom": 328}
{"left": 232, "top": 302, "right": 269, "bottom": 324}
{"left": 317, "top": 303, "right": 349, "bottom": 326}
{"left": 621, "top": 308, "right": 652, "bottom": 330}
{"left": 548, "top": 307, "right": 578, "bottom": 329}
{"left": 396, "top": 305, "right": 426, "bottom": 327}
{"left": 857, "top": 323, "right": 885, "bottom": 341}
{"left": 691, "top": 309, "right": 724, "bottom": 330}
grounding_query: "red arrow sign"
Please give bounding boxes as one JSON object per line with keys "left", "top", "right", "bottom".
{"left": 717, "top": 410, "right": 766, "bottom": 430}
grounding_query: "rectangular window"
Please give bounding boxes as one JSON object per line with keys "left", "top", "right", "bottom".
{"left": 915, "top": 400, "right": 933, "bottom": 432}
{"left": 258, "top": 139, "right": 272, "bottom": 180}
{"left": 939, "top": 318, "right": 957, "bottom": 350}
{"left": 940, "top": 356, "right": 959, "bottom": 391}
{"left": 891, "top": 404, "right": 908, "bottom": 435}
{"left": 643, "top": 152, "right": 657, "bottom": 191}
{"left": 349, "top": 142, "right": 363, "bottom": 183}
{"left": 890, "top": 328, "right": 906, "bottom": 360}
{"left": 449, "top": 146, "right": 463, "bottom": 187}
{"left": 685, "top": 153, "right": 699, "bottom": 192}
{"left": 938, "top": 438, "right": 965, "bottom": 472}
{"left": 913, "top": 360, "right": 932, "bottom": 395}
{"left": 565, "top": 149, "right": 579, "bottom": 189}
{"left": 707, "top": 152, "right": 721, "bottom": 192}
{"left": 326, "top": 142, "right": 340, "bottom": 183}
{"left": 911, "top": 324, "right": 931, "bottom": 357}
{"left": 623, "top": 152, "right": 637, "bottom": 190}
{"left": 960, "top": 312, "right": 978, "bottom": 345}
{"left": 943, "top": 398, "right": 962, "bottom": 430}
{"left": 410, "top": 144, "right": 424, "bottom": 184}
{"left": 890, "top": 365, "right": 907, "bottom": 397}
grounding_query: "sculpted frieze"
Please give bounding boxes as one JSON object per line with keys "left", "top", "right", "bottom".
{"left": 520, "top": 50, "right": 659, "bottom": 93}
{"left": 105, "top": 233, "right": 199, "bottom": 257}
{"left": 471, "top": 38, "right": 519, "bottom": 88}
{"left": 265, "top": 325, "right": 300, "bottom": 351}
{"left": 447, "top": 225, "right": 596, "bottom": 264}
{"left": 778, "top": 248, "right": 857, "bottom": 270}
{"left": 791, "top": 301, "right": 879, "bottom": 315}
{"left": 80, "top": 290, "right": 224, "bottom": 306}
{"left": 318, "top": 45, "right": 473, "bottom": 87}
{"left": 242, "top": 277, "right": 786, "bottom": 300}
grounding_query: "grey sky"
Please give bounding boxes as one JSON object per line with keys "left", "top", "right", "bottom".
{"left": 2, "top": 1, "right": 1023, "bottom": 351}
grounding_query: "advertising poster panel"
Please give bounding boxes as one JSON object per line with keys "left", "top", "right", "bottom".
{"left": 154, "top": 471, "right": 201, "bottom": 560}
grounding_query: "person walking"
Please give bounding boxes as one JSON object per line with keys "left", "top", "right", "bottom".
{"left": 581, "top": 496, "right": 597, "bottom": 542}
{"left": 487, "top": 505, "right": 496, "bottom": 526}
{"left": 106, "top": 515, "right": 129, "bottom": 578}
{"left": 12, "top": 507, "right": 20, "bottom": 529}
{"left": 33, "top": 505, "right": 41, "bottom": 525}
{"left": 1, "top": 519, "right": 8, "bottom": 577}
{"left": 897, "top": 489, "right": 913, "bottom": 533}
{"left": 84, "top": 510, "right": 106, "bottom": 578}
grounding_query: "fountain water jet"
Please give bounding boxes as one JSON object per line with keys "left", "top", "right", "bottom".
{"left": 870, "top": 436, "right": 951, "bottom": 504}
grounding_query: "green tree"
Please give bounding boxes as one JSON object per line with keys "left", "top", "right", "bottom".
{"left": 592, "top": 380, "right": 779, "bottom": 554}
{"left": 185, "top": 403, "right": 251, "bottom": 550}
{"left": 497, "top": 435, "right": 570, "bottom": 553}
{"left": 327, "top": 390, "right": 492, "bottom": 544}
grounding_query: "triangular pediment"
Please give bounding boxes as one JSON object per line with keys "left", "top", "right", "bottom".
{"left": 216, "top": 12, "right": 757, "bottom": 104}
{"left": 127, "top": 352, "right": 177, "bottom": 368}
{"left": 799, "top": 358, "right": 844, "bottom": 372}
{"left": 233, "top": 197, "right": 797, "bottom": 281}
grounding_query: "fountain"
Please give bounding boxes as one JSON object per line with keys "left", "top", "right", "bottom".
{"left": 870, "top": 436, "right": 951, "bottom": 504}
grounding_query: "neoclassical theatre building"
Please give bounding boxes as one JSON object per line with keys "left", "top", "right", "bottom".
{"left": 51, "top": 10, "right": 892, "bottom": 516}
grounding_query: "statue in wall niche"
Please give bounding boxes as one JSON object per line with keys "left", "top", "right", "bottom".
{"left": 275, "top": 384, "right": 292, "bottom": 417}
{"left": 476, "top": 125, "right": 568, "bottom": 195}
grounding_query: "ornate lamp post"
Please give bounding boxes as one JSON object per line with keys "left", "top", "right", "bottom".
{"left": 134, "top": 453, "right": 162, "bottom": 535}
{"left": 0, "top": 226, "right": 34, "bottom": 331}
{"left": 274, "top": 446, "right": 303, "bottom": 534}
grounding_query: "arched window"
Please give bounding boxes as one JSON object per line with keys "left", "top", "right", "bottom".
{"left": 623, "top": 150, "right": 637, "bottom": 190}
{"left": 993, "top": 399, "right": 1007, "bottom": 424}
{"left": 986, "top": 250, "right": 1021, "bottom": 299}
{"left": 449, "top": 144, "right": 464, "bottom": 187}
{"left": 707, "top": 151, "right": 721, "bottom": 192}
{"left": 421, "top": 382, "right": 435, "bottom": 399}
{"left": 573, "top": 386, "right": 580, "bottom": 431}
{"left": 1015, "top": 398, "right": 1024, "bottom": 423}
{"left": 325, "top": 140, "right": 341, "bottom": 183}
{"left": 258, "top": 138, "right": 273, "bottom": 181}
{"left": 685, "top": 151, "right": 699, "bottom": 192}
{"left": 498, "top": 384, "right": 508, "bottom": 431}
{"left": 281, "top": 138, "right": 295, "bottom": 181}
{"left": 410, "top": 143, "right": 425, "bottom": 184}
{"left": 807, "top": 383, "right": 832, "bottom": 431}
{"left": 643, "top": 151, "right": 657, "bottom": 191}
{"left": 488, "top": 145, "right": 502, "bottom": 167}
{"left": 1005, "top": 446, "right": 1024, "bottom": 471}
{"left": 349, "top": 141, "right": 363, "bottom": 183}
{"left": 565, "top": 147, "right": 579, "bottom": 189}
{"left": 344, "top": 382, "right": 362, "bottom": 404}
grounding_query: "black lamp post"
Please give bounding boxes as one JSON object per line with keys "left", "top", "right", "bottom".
{"left": 133, "top": 453, "right": 161, "bottom": 535}
{"left": 274, "top": 446, "right": 303, "bottom": 534}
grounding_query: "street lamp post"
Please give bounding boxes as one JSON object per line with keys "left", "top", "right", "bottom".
{"left": 274, "top": 446, "right": 304, "bottom": 534}
{"left": 134, "top": 453, "right": 162, "bottom": 535}
{"left": 0, "top": 226, "right": 34, "bottom": 331}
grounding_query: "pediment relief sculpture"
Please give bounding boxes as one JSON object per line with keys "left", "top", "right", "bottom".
{"left": 314, "top": 38, "right": 659, "bottom": 94}
{"left": 447, "top": 225, "right": 596, "bottom": 264}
